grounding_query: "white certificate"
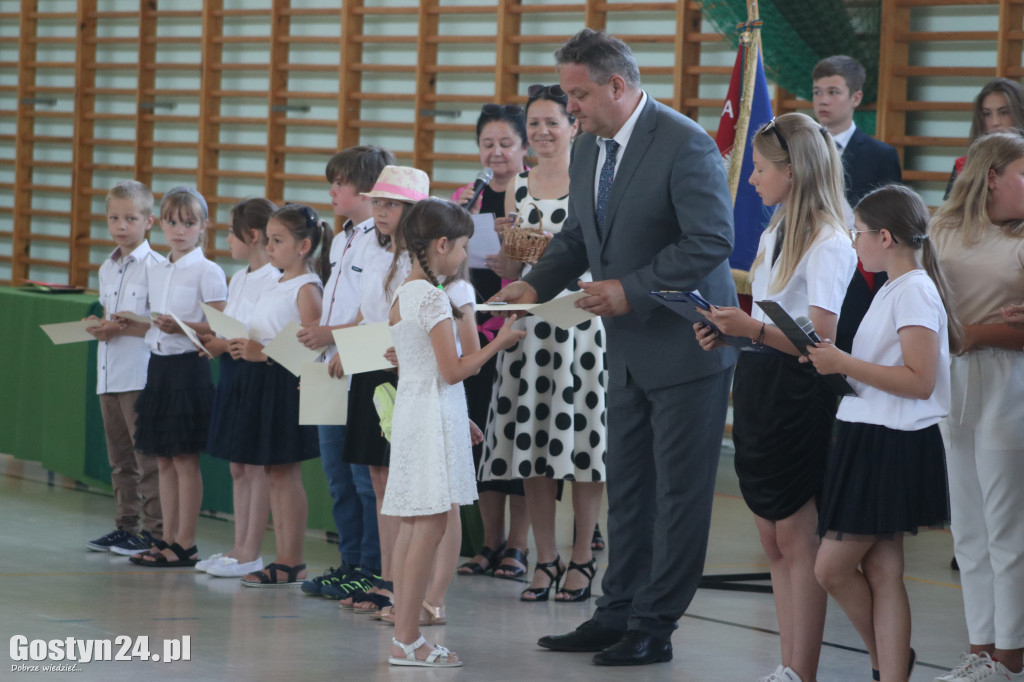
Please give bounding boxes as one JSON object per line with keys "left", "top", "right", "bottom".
{"left": 110, "top": 310, "right": 154, "bottom": 325}
{"left": 468, "top": 213, "right": 500, "bottom": 269}
{"left": 200, "top": 302, "right": 249, "bottom": 341}
{"left": 299, "top": 362, "right": 348, "bottom": 425}
{"left": 168, "top": 312, "right": 208, "bottom": 353}
{"left": 531, "top": 291, "right": 595, "bottom": 330}
{"left": 263, "top": 321, "right": 326, "bottom": 377}
{"left": 331, "top": 322, "right": 393, "bottom": 375}
{"left": 40, "top": 319, "right": 102, "bottom": 345}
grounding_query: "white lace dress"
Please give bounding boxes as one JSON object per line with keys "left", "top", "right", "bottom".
{"left": 380, "top": 280, "right": 478, "bottom": 517}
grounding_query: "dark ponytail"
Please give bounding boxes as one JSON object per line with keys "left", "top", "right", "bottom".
{"left": 855, "top": 184, "right": 964, "bottom": 354}
{"left": 271, "top": 204, "right": 334, "bottom": 284}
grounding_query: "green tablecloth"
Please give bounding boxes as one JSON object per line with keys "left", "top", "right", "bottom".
{"left": 0, "top": 287, "right": 333, "bottom": 531}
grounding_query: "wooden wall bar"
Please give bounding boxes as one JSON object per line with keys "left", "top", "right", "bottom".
{"left": 0, "top": 0, "right": 1020, "bottom": 287}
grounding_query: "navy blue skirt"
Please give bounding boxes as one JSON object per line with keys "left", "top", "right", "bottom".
{"left": 207, "top": 354, "right": 240, "bottom": 460}
{"left": 135, "top": 353, "right": 214, "bottom": 457}
{"left": 818, "top": 421, "right": 949, "bottom": 538}
{"left": 211, "top": 360, "right": 319, "bottom": 466}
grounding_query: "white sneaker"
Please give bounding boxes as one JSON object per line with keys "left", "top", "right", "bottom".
{"left": 206, "top": 556, "right": 263, "bottom": 578}
{"left": 779, "top": 667, "right": 803, "bottom": 682}
{"left": 757, "top": 665, "right": 784, "bottom": 682}
{"left": 195, "top": 553, "right": 225, "bottom": 572}
{"left": 934, "top": 652, "right": 1024, "bottom": 681}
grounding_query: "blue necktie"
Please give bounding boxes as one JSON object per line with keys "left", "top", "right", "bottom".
{"left": 596, "top": 139, "right": 620, "bottom": 236}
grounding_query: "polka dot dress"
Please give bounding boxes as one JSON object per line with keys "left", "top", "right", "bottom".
{"left": 480, "top": 172, "right": 607, "bottom": 482}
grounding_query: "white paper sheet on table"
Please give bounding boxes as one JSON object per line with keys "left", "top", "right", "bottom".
{"left": 476, "top": 291, "right": 594, "bottom": 330}
{"left": 299, "top": 362, "right": 348, "bottom": 425}
{"left": 264, "top": 321, "right": 326, "bottom": 377}
{"left": 200, "top": 302, "right": 250, "bottom": 340}
{"left": 331, "top": 322, "right": 393, "bottom": 375}
{"left": 468, "top": 213, "right": 500, "bottom": 269}
{"left": 40, "top": 319, "right": 102, "bottom": 345}
{"left": 168, "top": 311, "right": 208, "bottom": 354}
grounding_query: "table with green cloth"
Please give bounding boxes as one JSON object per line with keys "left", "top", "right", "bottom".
{"left": 0, "top": 286, "right": 334, "bottom": 531}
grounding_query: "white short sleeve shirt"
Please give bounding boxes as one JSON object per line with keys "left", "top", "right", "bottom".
{"left": 145, "top": 248, "right": 227, "bottom": 356}
{"left": 750, "top": 224, "right": 857, "bottom": 324}
{"left": 836, "top": 269, "right": 950, "bottom": 430}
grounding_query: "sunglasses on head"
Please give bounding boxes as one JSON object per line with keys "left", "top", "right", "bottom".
{"left": 761, "top": 117, "right": 789, "bottom": 153}
{"left": 481, "top": 103, "right": 524, "bottom": 117}
{"left": 527, "top": 84, "right": 567, "bottom": 103}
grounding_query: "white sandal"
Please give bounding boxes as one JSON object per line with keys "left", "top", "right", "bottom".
{"left": 388, "top": 635, "right": 462, "bottom": 667}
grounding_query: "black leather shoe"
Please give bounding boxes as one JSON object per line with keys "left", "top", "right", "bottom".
{"left": 593, "top": 630, "right": 672, "bottom": 666}
{"left": 537, "top": 619, "right": 624, "bottom": 652}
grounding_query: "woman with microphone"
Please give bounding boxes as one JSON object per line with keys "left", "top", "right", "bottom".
{"left": 451, "top": 104, "right": 532, "bottom": 580}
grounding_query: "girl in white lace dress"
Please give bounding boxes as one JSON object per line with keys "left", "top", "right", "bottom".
{"left": 383, "top": 199, "right": 525, "bottom": 667}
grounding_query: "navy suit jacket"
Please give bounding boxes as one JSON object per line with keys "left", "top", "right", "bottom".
{"left": 523, "top": 96, "right": 738, "bottom": 390}
{"left": 836, "top": 127, "right": 903, "bottom": 352}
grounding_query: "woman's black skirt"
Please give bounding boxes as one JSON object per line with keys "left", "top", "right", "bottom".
{"left": 732, "top": 349, "right": 837, "bottom": 521}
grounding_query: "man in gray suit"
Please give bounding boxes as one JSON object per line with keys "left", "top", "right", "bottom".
{"left": 492, "top": 29, "right": 738, "bottom": 666}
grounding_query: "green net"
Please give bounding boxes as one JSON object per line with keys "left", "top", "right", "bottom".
{"left": 699, "top": 0, "right": 882, "bottom": 134}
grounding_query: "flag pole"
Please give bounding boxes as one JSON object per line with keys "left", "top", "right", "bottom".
{"left": 727, "top": 1, "right": 762, "bottom": 204}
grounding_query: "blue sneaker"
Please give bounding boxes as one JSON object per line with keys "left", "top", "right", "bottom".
{"left": 110, "top": 530, "right": 159, "bottom": 556}
{"left": 87, "top": 528, "right": 133, "bottom": 552}
{"left": 301, "top": 566, "right": 350, "bottom": 596}
{"left": 323, "top": 567, "right": 377, "bottom": 601}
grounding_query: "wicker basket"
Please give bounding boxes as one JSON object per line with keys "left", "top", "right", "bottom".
{"left": 503, "top": 203, "right": 551, "bottom": 263}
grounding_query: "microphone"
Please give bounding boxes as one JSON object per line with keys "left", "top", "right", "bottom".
{"left": 465, "top": 168, "right": 493, "bottom": 210}
{"left": 795, "top": 315, "right": 821, "bottom": 353}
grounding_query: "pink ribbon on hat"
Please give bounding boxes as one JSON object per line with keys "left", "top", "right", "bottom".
{"left": 372, "top": 182, "right": 428, "bottom": 202}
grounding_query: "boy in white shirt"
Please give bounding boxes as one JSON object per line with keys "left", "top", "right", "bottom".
{"left": 85, "top": 180, "right": 167, "bottom": 555}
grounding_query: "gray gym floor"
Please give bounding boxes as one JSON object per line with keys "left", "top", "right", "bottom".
{"left": 0, "top": 449, "right": 966, "bottom": 681}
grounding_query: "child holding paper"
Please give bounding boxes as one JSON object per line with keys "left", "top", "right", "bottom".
{"left": 200, "top": 198, "right": 279, "bottom": 578}
{"left": 216, "top": 204, "right": 329, "bottom": 586}
{"left": 694, "top": 113, "right": 856, "bottom": 682}
{"left": 326, "top": 165, "right": 428, "bottom": 609}
{"left": 130, "top": 186, "right": 227, "bottom": 568}
{"left": 85, "top": 180, "right": 166, "bottom": 556}
{"left": 806, "top": 184, "right": 960, "bottom": 682}
{"left": 384, "top": 198, "right": 525, "bottom": 667}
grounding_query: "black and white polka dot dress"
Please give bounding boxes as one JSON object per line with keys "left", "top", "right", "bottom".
{"left": 479, "top": 172, "right": 607, "bottom": 482}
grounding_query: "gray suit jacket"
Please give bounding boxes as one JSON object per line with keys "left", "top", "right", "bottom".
{"left": 524, "top": 96, "right": 739, "bottom": 390}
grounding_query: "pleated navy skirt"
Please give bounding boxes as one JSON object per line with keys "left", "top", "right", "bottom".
{"left": 818, "top": 421, "right": 949, "bottom": 539}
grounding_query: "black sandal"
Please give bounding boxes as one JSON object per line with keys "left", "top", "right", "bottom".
{"left": 555, "top": 558, "right": 597, "bottom": 602}
{"left": 591, "top": 525, "right": 605, "bottom": 551}
{"left": 492, "top": 547, "right": 529, "bottom": 581}
{"left": 128, "top": 540, "right": 169, "bottom": 565}
{"left": 457, "top": 542, "right": 505, "bottom": 576}
{"left": 134, "top": 543, "right": 198, "bottom": 569}
{"left": 520, "top": 556, "right": 565, "bottom": 602}
{"left": 241, "top": 562, "right": 306, "bottom": 588}
{"left": 872, "top": 647, "right": 916, "bottom": 681}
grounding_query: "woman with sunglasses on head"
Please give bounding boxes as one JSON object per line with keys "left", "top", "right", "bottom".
{"left": 477, "top": 84, "right": 607, "bottom": 603}
{"left": 452, "top": 103, "right": 533, "bottom": 581}
{"left": 695, "top": 112, "right": 857, "bottom": 682}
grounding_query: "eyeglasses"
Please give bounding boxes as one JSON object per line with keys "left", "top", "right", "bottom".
{"left": 761, "top": 117, "right": 789, "bottom": 153}
{"left": 527, "top": 84, "right": 567, "bottom": 103}
{"left": 481, "top": 103, "right": 524, "bottom": 117}
{"left": 852, "top": 229, "right": 875, "bottom": 241}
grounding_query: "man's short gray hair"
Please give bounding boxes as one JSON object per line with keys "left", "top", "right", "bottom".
{"left": 555, "top": 28, "right": 641, "bottom": 89}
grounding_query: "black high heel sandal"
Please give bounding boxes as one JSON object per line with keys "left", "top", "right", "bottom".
{"left": 555, "top": 558, "right": 597, "bottom": 602}
{"left": 520, "top": 557, "right": 565, "bottom": 602}
{"left": 457, "top": 542, "right": 506, "bottom": 576}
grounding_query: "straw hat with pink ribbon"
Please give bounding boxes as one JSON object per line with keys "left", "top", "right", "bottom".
{"left": 362, "top": 165, "right": 430, "bottom": 203}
